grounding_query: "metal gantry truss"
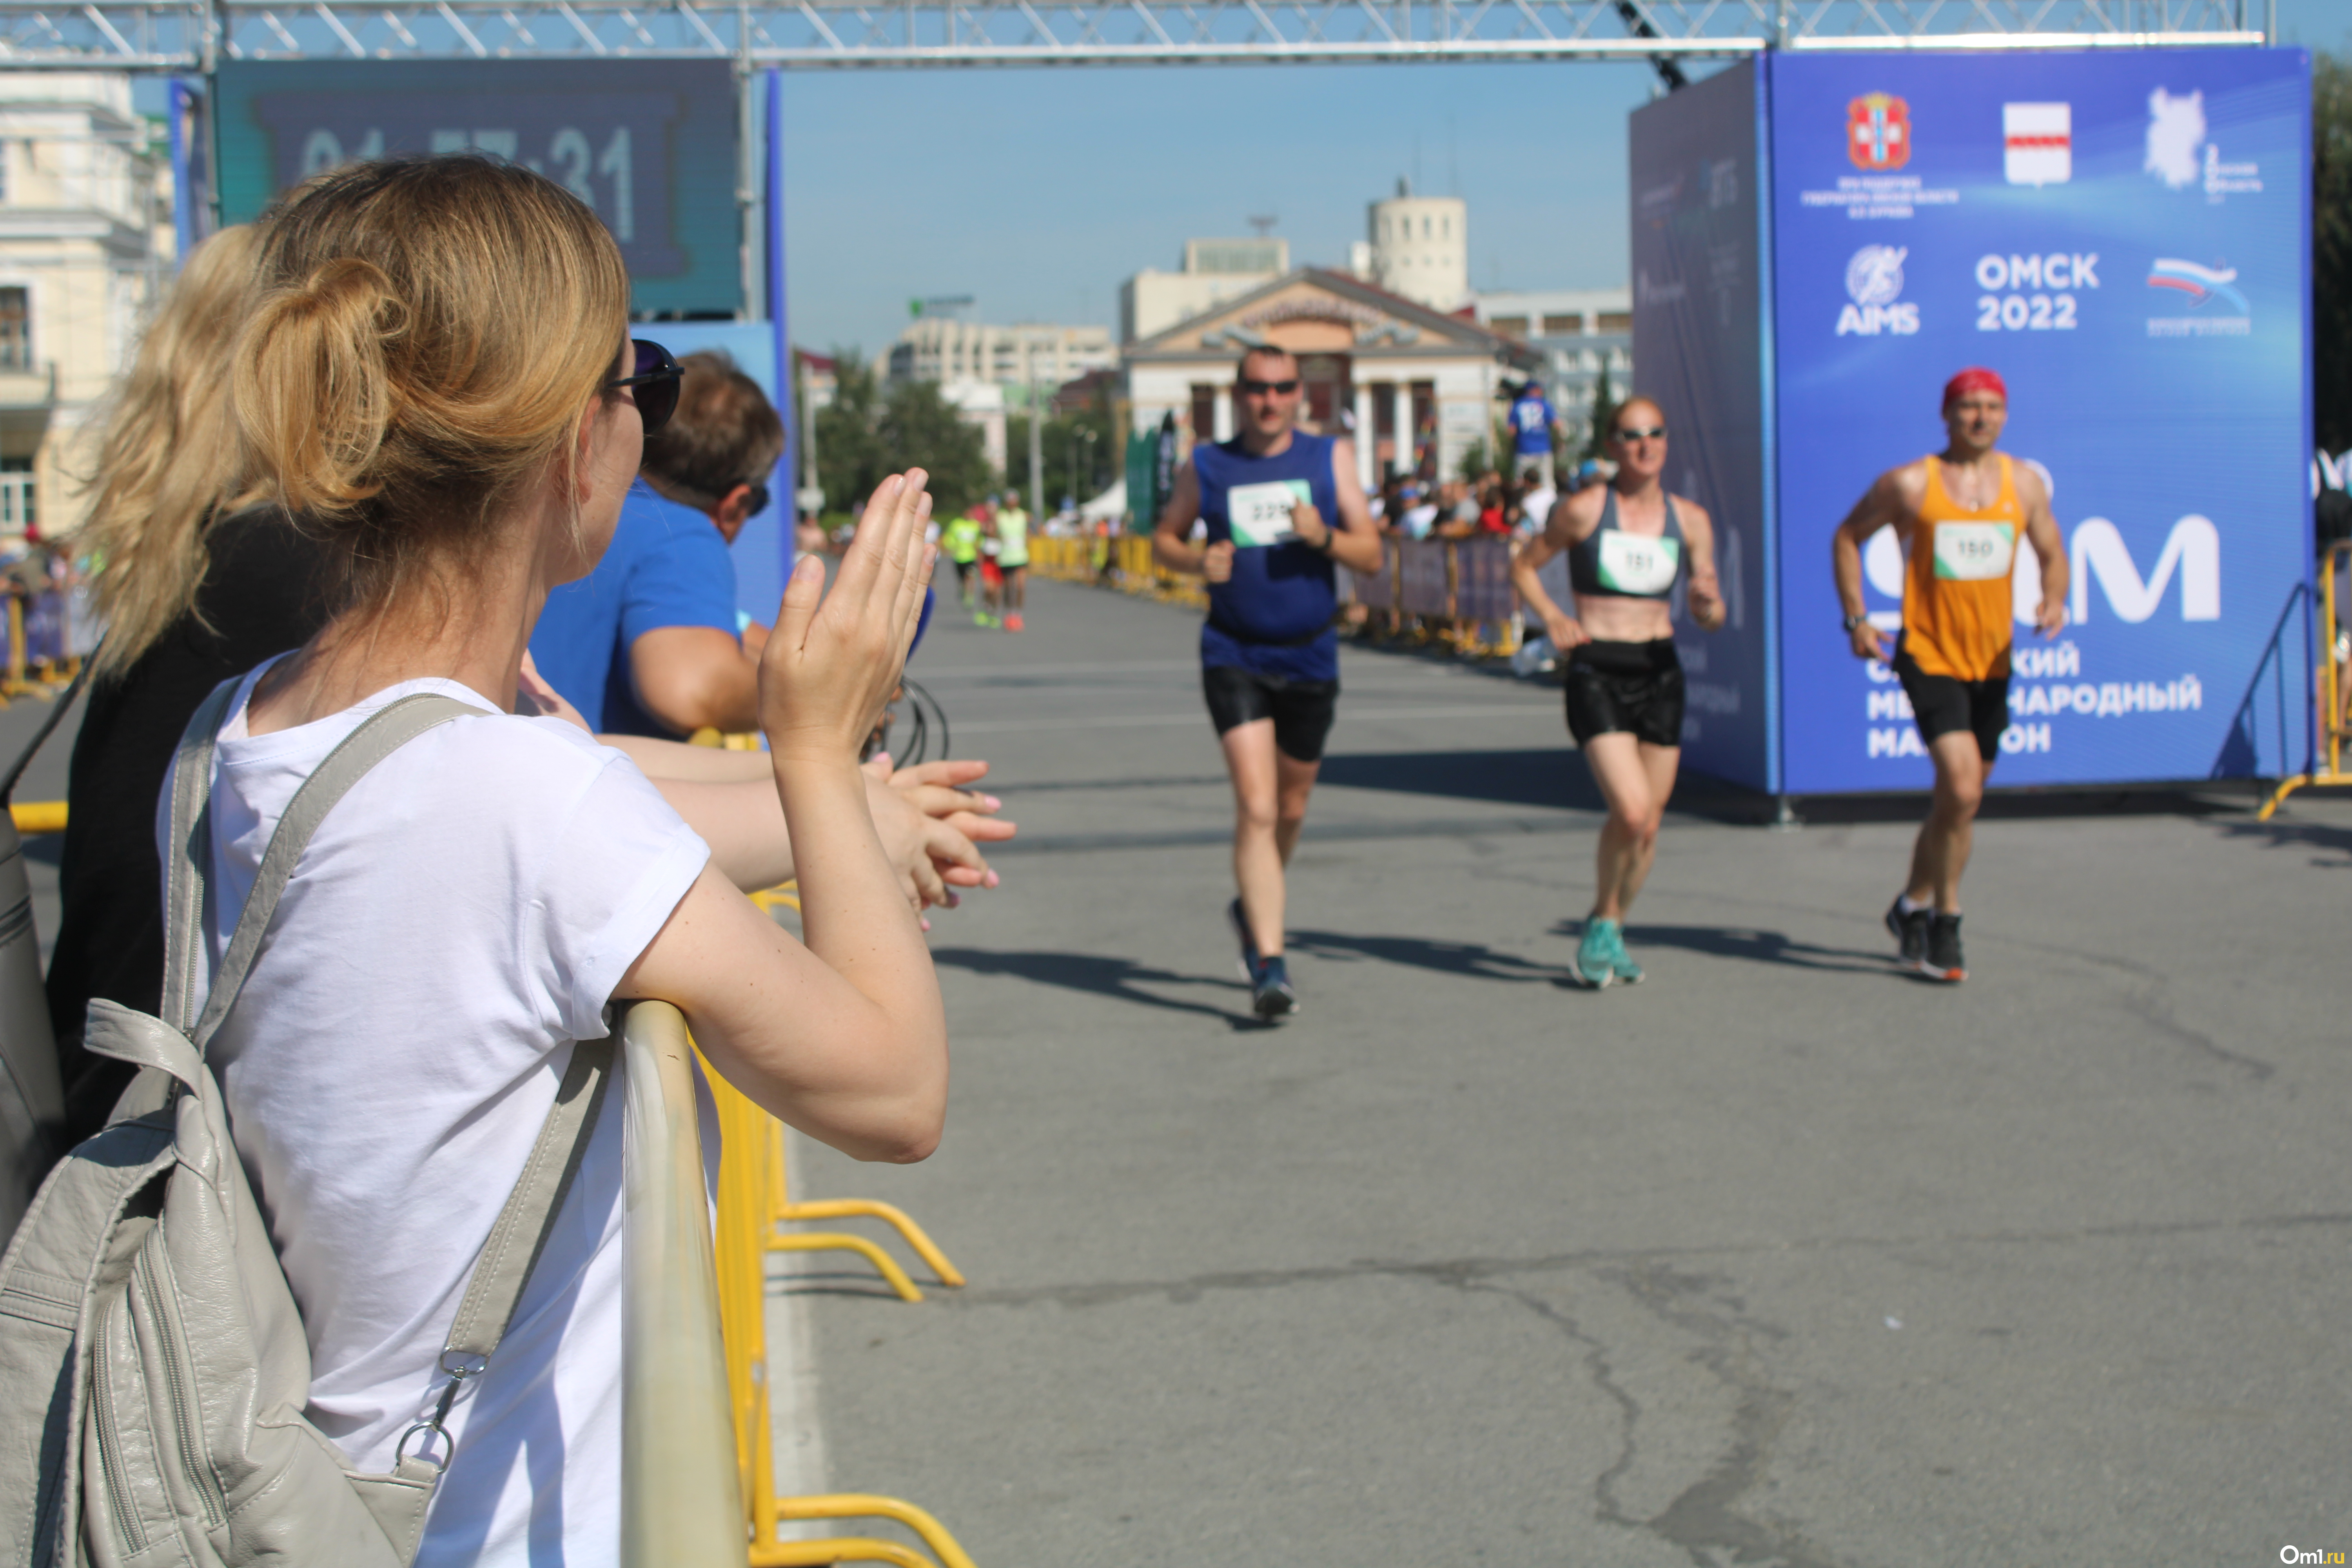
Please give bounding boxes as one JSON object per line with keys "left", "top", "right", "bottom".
{"left": 0, "top": 0, "right": 2269, "bottom": 69}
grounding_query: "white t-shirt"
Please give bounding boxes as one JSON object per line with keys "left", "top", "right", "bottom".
{"left": 166, "top": 666, "right": 710, "bottom": 1567}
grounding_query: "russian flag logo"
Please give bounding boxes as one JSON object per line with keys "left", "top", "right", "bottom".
{"left": 2004, "top": 103, "right": 2071, "bottom": 187}
{"left": 2147, "top": 258, "right": 2250, "bottom": 314}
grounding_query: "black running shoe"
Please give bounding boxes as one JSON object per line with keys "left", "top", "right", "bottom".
{"left": 1251, "top": 955, "right": 1298, "bottom": 1019}
{"left": 1227, "top": 897, "right": 1261, "bottom": 980}
{"left": 1885, "top": 896, "right": 1930, "bottom": 967}
{"left": 1918, "top": 913, "right": 1967, "bottom": 982}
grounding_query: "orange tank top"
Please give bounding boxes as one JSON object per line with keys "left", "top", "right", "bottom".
{"left": 1902, "top": 454, "right": 2020, "bottom": 682}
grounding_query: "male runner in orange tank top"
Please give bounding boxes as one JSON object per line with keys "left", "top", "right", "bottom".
{"left": 1830, "top": 368, "right": 2068, "bottom": 982}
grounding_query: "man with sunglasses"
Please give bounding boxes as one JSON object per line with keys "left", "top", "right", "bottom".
{"left": 533, "top": 346, "right": 782, "bottom": 737}
{"left": 1831, "top": 368, "right": 2068, "bottom": 982}
{"left": 1510, "top": 396, "right": 1726, "bottom": 988}
{"left": 1152, "top": 344, "right": 1385, "bottom": 1019}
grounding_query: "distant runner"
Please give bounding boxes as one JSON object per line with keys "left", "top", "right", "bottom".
{"left": 994, "top": 492, "right": 1031, "bottom": 632}
{"left": 1831, "top": 367, "right": 2068, "bottom": 982}
{"left": 1511, "top": 396, "right": 1724, "bottom": 987}
{"left": 1153, "top": 344, "right": 1385, "bottom": 1019}
{"left": 942, "top": 510, "right": 982, "bottom": 611}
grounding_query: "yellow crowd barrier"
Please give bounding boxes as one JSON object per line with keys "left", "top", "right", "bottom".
{"left": 706, "top": 1056, "right": 976, "bottom": 1568}
{"left": 10, "top": 800, "right": 63, "bottom": 834}
{"left": 615, "top": 1001, "right": 747, "bottom": 1568}
{"left": 2259, "top": 538, "right": 2352, "bottom": 818}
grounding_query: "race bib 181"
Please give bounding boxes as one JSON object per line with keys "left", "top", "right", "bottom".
{"left": 1226, "top": 480, "right": 1311, "bottom": 548}
{"left": 1931, "top": 521, "right": 2016, "bottom": 582}
{"left": 1595, "top": 530, "right": 1680, "bottom": 595}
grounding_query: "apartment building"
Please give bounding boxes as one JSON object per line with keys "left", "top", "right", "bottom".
{"left": 1469, "top": 287, "right": 1633, "bottom": 437}
{"left": 887, "top": 317, "right": 1116, "bottom": 390}
{"left": 0, "top": 73, "right": 170, "bottom": 544}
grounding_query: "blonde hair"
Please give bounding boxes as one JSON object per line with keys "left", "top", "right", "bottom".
{"left": 229, "top": 156, "right": 630, "bottom": 622}
{"left": 77, "top": 224, "right": 262, "bottom": 679}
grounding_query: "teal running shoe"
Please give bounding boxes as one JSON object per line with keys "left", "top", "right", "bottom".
{"left": 1575, "top": 920, "right": 1619, "bottom": 989}
{"left": 1604, "top": 923, "right": 1644, "bottom": 984}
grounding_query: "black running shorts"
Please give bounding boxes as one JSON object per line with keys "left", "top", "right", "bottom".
{"left": 1203, "top": 664, "right": 1340, "bottom": 762}
{"left": 1893, "top": 644, "right": 2009, "bottom": 763}
{"left": 1563, "top": 638, "right": 1684, "bottom": 748}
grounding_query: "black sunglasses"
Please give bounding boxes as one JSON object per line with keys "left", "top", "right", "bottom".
{"left": 608, "top": 339, "right": 683, "bottom": 434}
{"left": 1238, "top": 378, "right": 1300, "bottom": 396}
{"left": 734, "top": 481, "right": 771, "bottom": 519}
{"left": 1612, "top": 425, "right": 1668, "bottom": 442}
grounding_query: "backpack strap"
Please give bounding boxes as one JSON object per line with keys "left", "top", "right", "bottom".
{"left": 162, "top": 679, "right": 621, "bottom": 1473}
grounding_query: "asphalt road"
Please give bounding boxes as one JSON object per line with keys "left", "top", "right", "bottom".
{"left": 781, "top": 575, "right": 2352, "bottom": 1568}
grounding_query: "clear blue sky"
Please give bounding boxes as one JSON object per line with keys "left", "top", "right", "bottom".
{"left": 778, "top": 60, "right": 1661, "bottom": 358}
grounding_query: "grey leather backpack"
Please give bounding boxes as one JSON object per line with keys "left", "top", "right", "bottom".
{"left": 0, "top": 683, "right": 613, "bottom": 1567}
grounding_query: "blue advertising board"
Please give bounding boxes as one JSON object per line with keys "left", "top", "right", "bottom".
{"left": 630, "top": 322, "right": 791, "bottom": 627}
{"left": 212, "top": 61, "right": 742, "bottom": 318}
{"left": 1628, "top": 64, "right": 1776, "bottom": 791}
{"left": 1767, "top": 49, "right": 2313, "bottom": 793}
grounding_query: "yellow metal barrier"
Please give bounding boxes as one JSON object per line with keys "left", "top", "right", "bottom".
{"left": 704, "top": 1058, "right": 977, "bottom": 1568}
{"left": 10, "top": 800, "right": 63, "bottom": 834}
{"left": 2260, "top": 539, "right": 2352, "bottom": 819}
{"left": 615, "top": 1001, "right": 747, "bottom": 1568}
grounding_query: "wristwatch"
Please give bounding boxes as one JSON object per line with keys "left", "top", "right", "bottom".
{"left": 1842, "top": 612, "right": 1869, "bottom": 633}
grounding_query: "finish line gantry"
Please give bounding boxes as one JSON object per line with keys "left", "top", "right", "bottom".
{"left": 0, "top": 0, "right": 2271, "bottom": 71}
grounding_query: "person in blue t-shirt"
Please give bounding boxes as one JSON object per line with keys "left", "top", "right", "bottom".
{"left": 1151, "top": 345, "right": 1385, "bottom": 1020}
{"left": 1508, "top": 380, "right": 1558, "bottom": 487}
{"left": 532, "top": 351, "right": 782, "bottom": 736}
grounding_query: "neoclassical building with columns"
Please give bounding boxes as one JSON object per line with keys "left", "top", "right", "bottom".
{"left": 1122, "top": 268, "right": 1540, "bottom": 488}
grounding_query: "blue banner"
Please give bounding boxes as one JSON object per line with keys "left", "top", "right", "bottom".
{"left": 1628, "top": 63, "right": 1776, "bottom": 791}
{"left": 1767, "top": 48, "right": 2313, "bottom": 792}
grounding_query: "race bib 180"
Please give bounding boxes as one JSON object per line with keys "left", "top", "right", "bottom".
{"left": 1595, "top": 530, "right": 1680, "bottom": 595}
{"left": 1226, "top": 480, "right": 1311, "bottom": 548}
{"left": 1931, "top": 521, "right": 2016, "bottom": 582}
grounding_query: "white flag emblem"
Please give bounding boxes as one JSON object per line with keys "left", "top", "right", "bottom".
{"left": 2004, "top": 102, "right": 2071, "bottom": 186}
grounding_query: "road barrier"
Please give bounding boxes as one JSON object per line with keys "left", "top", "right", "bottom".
{"left": 616, "top": 1000, "right": 747, "bottom": 1568}
{"left": 1347, "top": 537, "right": 1523, "bottom": 659}
{"left": 1, "top": 592, "right": 87, "bottom": 706}
{"left": 1032, "top": 531, "right": 1523, "bottom": 657}
{"left": 705, "top": 1053, "right": 976, "bottom": 1568}
{"left": 2259, "top": 539, "right": 2352, "bottom": 818}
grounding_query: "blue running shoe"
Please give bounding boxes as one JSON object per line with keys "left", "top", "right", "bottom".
{"left": 1604, "top": 924, "right": 1644, "bottom": 984}
{"left": 1575, "top": 920, "right": 1619, "bottom": 989}
{"left": 1252, "top": 954, "right": 1298, "bottom": 1019}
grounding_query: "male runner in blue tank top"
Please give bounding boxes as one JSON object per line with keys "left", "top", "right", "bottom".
{"left": 1511, "top": 396, "right": 1726, "bottom": 987}
{"left": 1153, "top": 345, "right": 1385, "bottom": 1019}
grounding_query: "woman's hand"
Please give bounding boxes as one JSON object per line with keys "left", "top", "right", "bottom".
{"left": 759, "top": 471, "right": 936, "bottom": 765}
{"left": 1544, "top": 612, "right": 1591, "bottom": 651}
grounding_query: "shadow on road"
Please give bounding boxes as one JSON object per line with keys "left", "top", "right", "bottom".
{"left": 1316, "top": 749, "right": 1770, "bottom": 823}
{"left": 1554, "top": 921, "right": 1895, "bottom": 975}
{"left": 929, "top": 947, "right": 1263, "bottom": 1027}
{"left": 1287, "top": 928, "right": 1582, "bottom": 985}
{"left": 2214, "top": 814, "right": 2352, "bottom": 867}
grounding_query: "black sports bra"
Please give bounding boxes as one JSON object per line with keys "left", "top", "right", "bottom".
{"left": 1567, "top": 488, "right": 1686, "bottom": 601}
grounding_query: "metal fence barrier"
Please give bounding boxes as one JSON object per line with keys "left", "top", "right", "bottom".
{"left": 617, "top": 1000, "right": 747, "bottom": 1568}
{"left": 2259, "top": 538, "right": 2352, "bottom": 818}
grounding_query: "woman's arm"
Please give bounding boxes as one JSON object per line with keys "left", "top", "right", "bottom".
{"left": 621, "top": 474, "right": 949, "bottom": 1163}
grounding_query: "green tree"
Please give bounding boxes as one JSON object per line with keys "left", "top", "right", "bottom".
{"left": 1583, "top": 363, "right": 1618, "bottom": 461}
{"left": 811, "top": 350, "right": 994, "bottom": 520}
{"left": 1007, "top": 396, "right": 1117, "bottom": 511}
{"left": 2316, "top": 50, "right": 2352, "bottom": 452}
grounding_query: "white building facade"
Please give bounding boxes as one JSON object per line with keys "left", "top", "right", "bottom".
{"left": 1120, "top": 236, "right": 1288, "bottom": 344}
{"left": 1350, "top": 181, "right": 1468, "bottom": 313}
{"left": 1123, "top": 268, "right": 1537, "bottom": 486}
{"left": 0, "top": 73, "right": 169, "bottom": 543}
{"left": 887, "top": 317, "right": 1116, "bottom": 390}
{"left": 1469, "top": 287, "right": 1633, "bottom": 440}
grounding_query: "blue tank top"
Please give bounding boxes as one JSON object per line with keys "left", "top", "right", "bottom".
{"left": 1194, "top": 431, "right": 1342, "bottom": 681}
